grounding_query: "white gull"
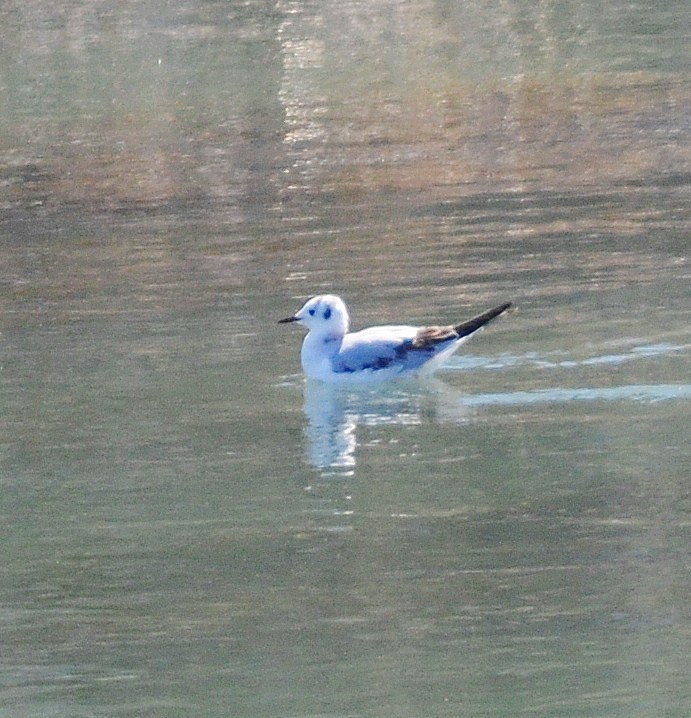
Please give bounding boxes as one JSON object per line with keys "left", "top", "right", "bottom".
{"left": 279, "top": 294, "right": 512, "bottom": 383}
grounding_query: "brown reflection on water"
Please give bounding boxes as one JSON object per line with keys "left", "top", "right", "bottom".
{"left": 281, "top": 74, "right": 689, "bottom": 205}
{"left": 0, "top": 0, "right": 688, "bottom": 218}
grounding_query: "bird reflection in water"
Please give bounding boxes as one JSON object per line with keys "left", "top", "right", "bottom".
{"left": 302, "top": 378, "right": 469, "bottom": 476}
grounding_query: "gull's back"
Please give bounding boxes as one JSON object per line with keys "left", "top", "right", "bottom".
{"left": 330, "top": 324, "right": 459, "bottom": 378}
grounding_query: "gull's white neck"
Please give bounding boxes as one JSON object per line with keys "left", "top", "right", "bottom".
{"left": 300, "top": 328, "right": 345, "bottom": 380}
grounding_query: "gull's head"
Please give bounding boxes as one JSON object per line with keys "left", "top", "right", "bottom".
{"left": 279, "top": 294, "right": 349, "bottom": 336}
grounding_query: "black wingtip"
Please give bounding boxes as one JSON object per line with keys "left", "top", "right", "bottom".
{"left": 454, "top": 302, "right": 512, "bottom": 339}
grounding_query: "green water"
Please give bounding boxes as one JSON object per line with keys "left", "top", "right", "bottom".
{"left": 1, "top": 0, "right": 690, "bottom": 716}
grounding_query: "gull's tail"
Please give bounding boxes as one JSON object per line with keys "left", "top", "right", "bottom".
{"left": 454, "top": 302, "right": 512, "bottom": 339}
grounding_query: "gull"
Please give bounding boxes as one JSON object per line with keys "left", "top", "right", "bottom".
{"left": 279, "top": 294, "right": 512, "bottom": 383}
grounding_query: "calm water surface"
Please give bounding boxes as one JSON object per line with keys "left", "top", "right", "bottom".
{"left": 1, "top": 0, "right": 690, "bottom": 716}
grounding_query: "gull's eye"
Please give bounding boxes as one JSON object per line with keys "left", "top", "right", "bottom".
{"left": 323, "top": 307, "right": 332, "bottom": 320}
{"left": 308, "top": 308, "right": 316, "bottom": 316}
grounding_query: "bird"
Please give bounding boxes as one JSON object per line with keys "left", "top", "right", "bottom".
{"left": 279, "top": 294, "right": 512, "bottom": 383}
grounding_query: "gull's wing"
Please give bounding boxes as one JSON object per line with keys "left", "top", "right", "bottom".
{"left": 332, "top": 325, "right": 453, "bottom": 374}
{"left": 330, "top": 303, "right": 513, "bottom": 375}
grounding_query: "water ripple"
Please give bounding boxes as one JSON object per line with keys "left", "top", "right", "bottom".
{"left": 449, "top": 342, "right": 690, "bottom": 371}
{"left": 460, "top": 384, "right": 691, "bottom": 407}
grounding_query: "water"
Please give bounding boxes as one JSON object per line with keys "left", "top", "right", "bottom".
{"left": 1, "top": 0, "right": 690, "bottom": 716}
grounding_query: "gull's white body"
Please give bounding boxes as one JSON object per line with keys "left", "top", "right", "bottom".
{"left": 280, "top": 294, "right": 511, "bottom": 384}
